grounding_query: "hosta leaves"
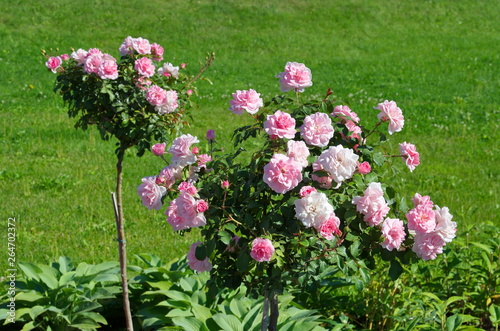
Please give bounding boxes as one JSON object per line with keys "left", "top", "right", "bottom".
{"left": 212, "top": 313, "right": 243, "bottom": 331}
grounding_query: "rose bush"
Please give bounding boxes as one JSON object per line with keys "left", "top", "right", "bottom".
{"left": 44, "top": 36, "right": 214, "bottom": 156}
{"left": 139, "top": 62, "right": 457, "bottom": 328}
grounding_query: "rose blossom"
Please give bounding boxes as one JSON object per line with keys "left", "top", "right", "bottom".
{"left": 352, "top": 182, "right": 390, "bottom": 226}
{"left": 137, "top": 176, "right": 167, "bottom": 210}
{"left": 146, "top": 85, "right": 167, "bottom": 106}
{"left": 178, "top": 181, "right": 197, "bottom": 195}
{"left": 380, "top": 218, "right": 406, "bottom": 251}
{"left": 311, "top": 160, "right": 333, "bottom": 189}
{"left": 119, "top": 36, "right": 135, "bottom": 56}
{"left": 316, "top": 145, "right": 359, "bottom": 185}
{"left": 263, "top": 154, "right": 303, "bottom": 194}
{"left": 46, "top": 56, "right": 62, "bottom": 73}
{"left": 433, "top": 206, "right": 456, "bottom": 243}
{"left": 187, "top": 241, "right": 212, "bottom": 272}
{"left": 97, "top": 58, "right": 118, "bottom": 80}
{"left": 276, "top": 62, "right": 313, "bottom": 93}
{"left": 197, "top": 200, "right": 209, "bottom": 213}
{"left": 294, "top": 191, "right": 334, "bottom": 228}
{"left": 264, "top": 110, "right": 297, "bottom": 139}
{"left": 132, "top": 37, "right": 151, "bottom": 54}
{"left": 151, "top": 43, "right": 164, "bottom": 61}
{"left": 358, "top": 161, "right": 371, "bottom": 175}
{"left": 158, "top": 62, "right": 180, "bottom": 79}
{"left": 221, "top": 180, "right": 230, "bottom": 190}
{"left": 315, "top": 213, "right": 341, "bottom": 240}
{"left": 156, "top": 90, "right": 178, "bottom": 114}
{"left": 70, "top": 48, "right": 88, "bottom": 64}
{"left": 83, "top": 54, "right": 102, "bottom": 74}
{"left": 168, "top": 134, "right": 200, "bottom": 167}
{"left": 300, "top": 112, "right": 334, "bottom": 147}
{"left": 375, "top": 100, "right": 404, "bottom": 135}
{"left": 412, "top": 193, "right": 434, "bottom": 209}
{"left": 406, "top": 205, "right": 436, "bottom": 234}
{"left": 412, "top": 232, "right": 445, "bottom": 261}
{"left": 331, "top": 105, "right": 360, "bottom": 123}
{"left": 287, "top": 140, "right": 310, "bottom": 168}
{"left": 399, "top": 142, "right": 420, "bottom": 172}
{"left": 166, "top": 192, "right": 207, "bottom": 231}
{"left": 151, "top": 142, "right": 166, "bottom": 156}
{"left": 229, "top": 89, "right": 263, "bottom": 115}
{"left": 159, "top": 165, "right": 182, "bottom": 188}
{"left": 250, "top": 238, "right": 275, "bottom": 262}
{"left": 197, "top": 154, "right": 212, "bottom": 166}
{"left": 299, "top": 185, "right": 317, "bottom": 197}
{"left": 134, "top": 57, "right": 155, "bottom": 77}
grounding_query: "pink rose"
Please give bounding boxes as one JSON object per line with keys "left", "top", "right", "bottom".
{"left": 151, "top": 143, "right": 166, "bottom": 156}
{"left": 434, "top": 206, "right": 456, "bottom": 243}
{"left": 316, "top": 145, "right": 359, "bottom": 185}
{"left": 156, "top": 90, "right": 178, "bottom": 114}
{"left": 352, "top": 182, "right": 390, "bottom": 226}
{"left": 137, "top": 176, "right": 167, "bottom": 210}
{"left": 276, "top": 62, "right": 313, "bottom": 93}
{"left": 399, "top": 142, "right": 420, "bottom": 172}
{"left": 331, "top": 105, "right": 360, "bottom": 123}
{"left": 146, "top": 85, "right": 167, "bottom": 106}
{"left": 375, "top": 100, "right": 404, "bottom": 135}
{"left": 264, "top": 110, "right": 296, "bottom": 139}
{"left": 358, "top": 161, "right": 371, "bottom": 175}
{"left": 168, "top": 134, "right": 200, "bottom": 167}
{"left": 250, "top": 238, "right": 275, "bottom": 262}
{"left": 166, "top": 192, "right": 207, "bottom": 231}
{"left": 197, "top": 200, "right": 209, "bottom": 213}
{"left": 84, "top": 54, "right": 103, "bottom": 74}
{"left": 178, "top": 181, "right": 198, "bottom": 195}
{"left": 187, "top": 241, "right": 212, "bottom": 272}
{"left": 197, "top": 154, "right": 212, "bottom": 166}
{"left": 60, "top": 54, "right": 69, "bottom": 60}
{"left": 412, "top": 193, "right": 434, "bottom": 209}
{"left": 159, "top": 165, "right": 182, "bottom": 188}
{"left": 315, "top": 213, "right": 341, "bottom": 240}
{"left": 380, "top": 218, "right": 406, "bottom": 251}
{"left": 294, "top": 191, "right": 334, "bottom": 228}
{"left": 221, "top": 180, "right": 230, "bottom": 190}
{"left": 263, "top": 154, "right": 303, "bottom": 194}
{"left": 406, "top": 205, "right": 436, "bottom": 234}
{"left": 151, "top": 43, "right": 164, "bottom": 61}
{"left": 300, "top": 112, "right": 334, "bottom": 147}
{"left": 412, "top": 232, "right": 445, "bottom": 261}
{"left": 97, "top": 58, "right": 119, "bottom": 80}
{"left": 287, "top": 140, "right": 310, "bottom": 168}
{"left": 46, "top": 56, "right": 62, "bottom": 73}
{"left": 299, "top": 185, "right": 317, "bottom": 197}
{"left": 70, "top": 49, "right": 88, "bottom": 65}
{"left": 229, "top": 89, "right": 263, "bottom": 115}
{"left": 158, "top": 63, "right": 179, "bottom": 79}
{"left": 132, "top": 37, "right": 151, "bottom": 55}
{"left": 134, "top": 57, "right": 155, "bottom": 77}
{"left": 206, "top": 129, "right": 216, "bottom": 141}
{"left": 119, "top": 36, "right": 135, "bottom": 56}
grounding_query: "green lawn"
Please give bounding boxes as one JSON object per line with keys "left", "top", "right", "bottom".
{"left": 0, "top": 0, "right": 498, "bottom": 275}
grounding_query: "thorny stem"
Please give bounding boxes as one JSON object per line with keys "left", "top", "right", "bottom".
{"left": 363, "top": 120, "right": 383, "bottom": 142}
{"left": 183, "top": 52, "right": 215, "bottom": 89}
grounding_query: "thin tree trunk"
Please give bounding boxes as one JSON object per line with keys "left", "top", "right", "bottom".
{"left": 112, "top": 149, "right": 134, "bottom": 331}
{"left": 261, "top": 289, "right": 279, "bottom": 331}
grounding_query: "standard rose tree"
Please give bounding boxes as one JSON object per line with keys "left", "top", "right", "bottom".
{"left": 45, "top": 37, "right": 213, "bottom": 331}
{"left": 140, "top": 62, "right": 456, "bottom": 330}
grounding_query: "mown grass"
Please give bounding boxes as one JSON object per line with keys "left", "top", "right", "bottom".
{"left": 0, "top": 0, "right": 498, "bottom": 276}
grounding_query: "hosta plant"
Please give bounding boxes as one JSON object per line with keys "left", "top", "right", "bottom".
{"left": 139, "top": 62, "right": 458, "bottom": 330}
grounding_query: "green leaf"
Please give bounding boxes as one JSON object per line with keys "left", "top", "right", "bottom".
{"left": 373, "top": 152, "right": 386, "bottom": 166}
{"left": 38, "top": 273, "right": 59, "bottom": 290}
{"left": 389, "top": 259, "right": 404, "bottom": 281}
{"left": 58, "top": 256, "right": 73, "bottom": 274}
{"left": 213, "top": 313, "right": 243, "bottom": 331}
{"left": 172, "top": 316, "right": 208, "bottom": 331}
{"left": 18, "top": 262, "right": 43, "bottom": 281}
{"left": 15, "top": 291, "right": 44, "bottom": 302}
{"left": 191, "top": 302, "right": 213, "bottom": 322}
{"left": 489, "top": 304, "right": 500, "bottom": 323}
{"left": 446, "top": 313, "right": 463, "bottom": 331}
{"left": 230, "top": 298, "right": 248, "bottom": 319}
{"left": 166, "top": 290, "right": 191, "bottom": 302}
{"left": 73, "top": 300, "right": 102, "bottom": 313}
